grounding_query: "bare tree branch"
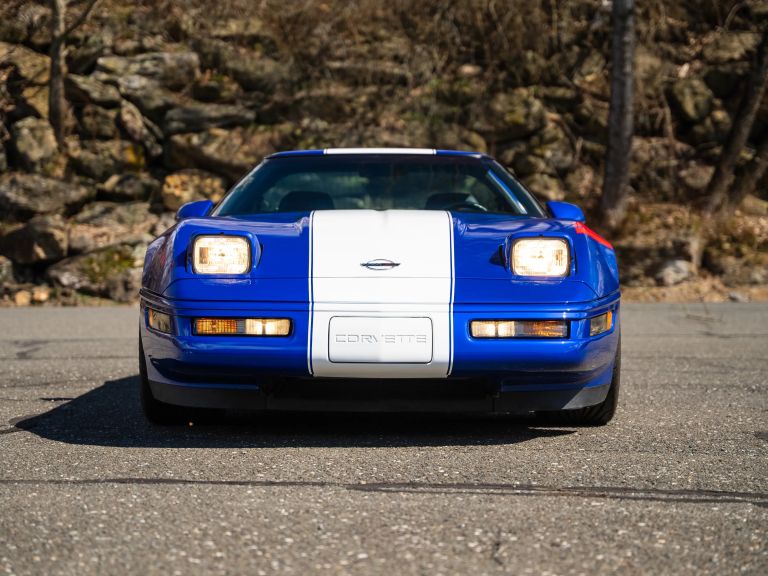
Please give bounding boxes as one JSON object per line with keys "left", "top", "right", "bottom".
{"left": 63, "top": 0, "right": 99, "bottom": 38}
{"left": 705, "top": 28, "right": 768, "bottom": 217}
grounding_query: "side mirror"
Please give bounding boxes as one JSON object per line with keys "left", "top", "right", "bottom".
{"left": 176, "top": 200, "right": 214, "bottom": 221}
{"left": 546, "top": 201, "right": 585, "bottom": 222}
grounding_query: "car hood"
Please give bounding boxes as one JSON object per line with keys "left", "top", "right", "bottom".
{"left": 144, "top": 210, "right": 619, "bottom": 304}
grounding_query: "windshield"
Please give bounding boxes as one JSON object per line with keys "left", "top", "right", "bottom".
{"left": 213, "top": 155, "right": 546, "bottom": 217}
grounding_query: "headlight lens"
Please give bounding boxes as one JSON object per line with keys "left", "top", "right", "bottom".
{"left": 511, "top": 238, "right": 569, "bottom": 277}
{"left": 193, "top": 236, "right": 250, "bottom": 274}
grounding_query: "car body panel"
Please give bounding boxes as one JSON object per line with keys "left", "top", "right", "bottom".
{"left": 140, "top": 150, "right": 620, "bottom": 413}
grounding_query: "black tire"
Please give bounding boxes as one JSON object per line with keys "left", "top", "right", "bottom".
{"left": 538, "top": 337, "right": 621, "bottom": 426}
{"left": 139, "top": 337, "right": 190, "bottom": 425}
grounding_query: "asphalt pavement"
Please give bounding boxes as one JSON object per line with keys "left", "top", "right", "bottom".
{"left": 0, "top": 304, "right": 766, "bottom": 575}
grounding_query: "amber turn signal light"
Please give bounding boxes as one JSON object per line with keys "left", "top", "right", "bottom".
{"left": 589, "top": 311, "right": 613, "bottom": 337}
{"left": 470, "top": 320, "right": 568, "bottom": 339}
{"left": 194, "top": 318, "right": 292, "bottom": 336}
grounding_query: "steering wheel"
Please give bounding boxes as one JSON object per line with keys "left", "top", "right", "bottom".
{"left": 443, "top": 201, "right": 488, "bottom": 212}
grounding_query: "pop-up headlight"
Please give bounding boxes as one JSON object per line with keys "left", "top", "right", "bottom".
{"left": 192, "top": 236, "right": 251, "bottom": 274}
{"left": 511, "top": 238, "right": 569, "bottom": 277}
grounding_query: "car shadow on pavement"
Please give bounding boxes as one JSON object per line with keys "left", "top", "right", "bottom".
{"left": 12, "top": 376, "right": 575, "bottom": 448}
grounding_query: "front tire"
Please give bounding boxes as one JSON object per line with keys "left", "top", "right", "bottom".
{"left": 538, "top": 338, "right": 621, "bottom": 426}
{"left": 139, "top": 337, "right": 191, "bottom": 425}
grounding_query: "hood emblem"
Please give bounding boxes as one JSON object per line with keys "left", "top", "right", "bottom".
{"left": 361, "top": 259, "right": 401, "bottom": 271}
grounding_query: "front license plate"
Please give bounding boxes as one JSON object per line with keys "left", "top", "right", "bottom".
{"left": 328, "top": 317, "right": 433, "bottom": 364}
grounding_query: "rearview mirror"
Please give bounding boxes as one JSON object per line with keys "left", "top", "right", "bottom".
{"left": 546, "top": 201, "right": 585, "bottom": 222}
{"left": 176, "top": 200, "right": 214, "bottom": 221}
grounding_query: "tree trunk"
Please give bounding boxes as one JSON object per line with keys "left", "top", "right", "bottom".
{"left": 725, "top": 136, "right": 768, "bottom": 215}
{"left": 600, "top": 0, "right": 635, "bottom": 230}
{"left": 49, "top": 0, "right": 67, "bottom": 149}
{"left": 705, "top": 28, "right": 768, "bottom": 216}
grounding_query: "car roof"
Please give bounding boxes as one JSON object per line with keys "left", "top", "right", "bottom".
{"left": 266, "top": 148, "right": 489, "bottom": 159}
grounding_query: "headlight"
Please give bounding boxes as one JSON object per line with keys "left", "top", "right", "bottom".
{"left": 193, "top": 235, "right": 251, "bottom": 274}
{"left": 511, "top": 238, "right": 569, "bottom": 277}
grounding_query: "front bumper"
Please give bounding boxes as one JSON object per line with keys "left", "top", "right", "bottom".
{"left": 140, "top": 291, "right": 620, "bottom": 413}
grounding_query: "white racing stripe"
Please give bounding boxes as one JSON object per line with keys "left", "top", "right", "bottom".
{"left": 309, "top": 210, "right": 453, "bottom": 378}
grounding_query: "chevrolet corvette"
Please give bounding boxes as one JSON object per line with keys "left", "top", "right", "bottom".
{"left": 139, "top": 148, "right": 620, "bottom": 425}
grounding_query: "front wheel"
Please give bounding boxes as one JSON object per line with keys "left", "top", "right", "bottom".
{"left": 139, "top": 337, "right": 192, "bottom": 425}
{"left": 538, "top": 338, "right": 621, "bottom": 426}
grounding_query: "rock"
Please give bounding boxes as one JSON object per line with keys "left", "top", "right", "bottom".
{"left": 0, "top": 4, "right": 48, "bottom": 44}
{"left": 0, "top": 255, "right": 14, "bottom": 286}
{"left": 750, "top": 0, "right": 768, "bottom": 17}
{"left": 194, "top": 38, "right": 290, "bottom": 91}
{"left": 10, "top": 117, "right": 62, "bottom": 176}
{"left": 564, "top": 165, "right": 600, "bottom": 199}
{"left": 528, "top": 121, "right": 574, "bottom": 172}
{"left": 679, "top": 163, "right": 715, "bottom": 192}
{"left": 31, "top": 285, "right": 51, "bottom": 304}
{"left": 703, "top": 31, "right": 760, "bottom": 64}
{"left": 115, "top": 75, "right": 179, "bottom": 122}
{"left": 689, "top": 109, "right": 731, "bottom": 145}
{"left": 433, "top": 125, "right": 487, "bottom": 154}
{"left": 77, "top": 104, "right": 118, "bottom": 139}
{"left": 0, "top": 144, "right": 6, "bottom": 173}
{"left": 656, "top": 259, "right": 693, "bottom": 286}
{"left": 152, "top": 213, "right": 176, "bottom": 237}
{"left": 20, "top": 85, "right": 49, "bottom": 118}
{"left": 68, "top": 202, "right": 158, "bottom": 254}
{"left": 474, "top": 90, "right": 547, "bottom": 140}
{"left": 0, "top": 173, "right": 93, "bottom": 221}
{"left": 192, "top": 74, "right": 241, "bottom": 103}
{"left": 208, "top": 17, "right": 268, "bottom": 42}
{"left": 167, "top": 124, "right": 291, "bottom": 180}
{"left": 118, "top": 100, "right": 162, "bottom": 158}
{"left": 105, "top": 266, "right": 142, "bottom": 302}
{"left": 288, "top": 84, "right": 354, "bottom": 123}
{"left": 457, "top": 64, "right": 482, "bottom": 78}
{"left": 161, "top": 170, "right": 227, "bottom": 211}
{"left": 634, "top": 46, "right": 667, "bottom": 96}
{"left": 99, "top": 173, "right": 160, "bottom": 202}
{"left": 630, "top": 137, "right": 695, "bottom": 200}
{"left": 511, "top": 154, "right": 551, "bottom": 177}
{"left": 0, "top": 215, "right": 68, "bottom": 264}
{"left": 68, "top": 139, "right": 145, "bottom": 181}
{"left": 47, "top": 243, "right": 142, "bottom": 301}
{"left": 573, "top": 98, "right": 609, "bottom": 139}
{"left": 325, "top": 59, "right": 408, "bottom": 87}
{"left": 65, "top": 74, "right": 121, "bottom": 107}
{"left": 727, "top": 291, "right": 749, "bottom": 303}
{"left": 13, "top": 290, "right": 31, "bottom": 307}
{"left": 67, "top": 33, "right": 112, "bottom": 74}
{"left": 0, "top": 42, "right": 49, "bottom": 84}
{"left": 222, "top": 54, "right": 289, "bottom": 92}
{"left": 95, "top": 50, "right": 200, "bottom": 90}
{"left": 669, "top": 77, "right": 713, "bottom": 123}
{"left": 740, "top": 194, "right": 768, "bottom": 216}
{"left": 705, "top": 249, "right": 768, "bottom": 287}
{"left": 163, "top": 103, "right": 256, "bottom": 135}
{"left": 521, "top": 173, "right": 565, "bottom": 202}
{"left": 534, "top": 86, "right": 581, "bottom": 109}
{"left": 574, "top": 51, "right": 608, "bottom": 95}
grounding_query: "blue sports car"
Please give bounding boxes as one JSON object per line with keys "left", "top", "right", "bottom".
{"left": 139, "top": 148, "right": 620, "bottom": 425}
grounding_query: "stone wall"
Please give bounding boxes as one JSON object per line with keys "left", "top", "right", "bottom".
{"left": 0, "top": 0, "right": 766, "bottom": 304}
